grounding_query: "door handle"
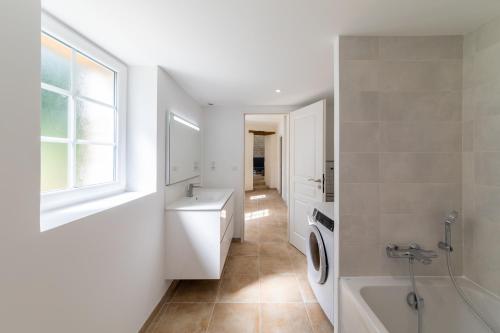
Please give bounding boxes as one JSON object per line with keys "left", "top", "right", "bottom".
{"left": 308, "top": 178, "right": 322, "bottom": 183}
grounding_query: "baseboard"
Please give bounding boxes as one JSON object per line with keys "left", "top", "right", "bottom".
{"left": 138, "top": 280, "right": 179, "bottom": 333}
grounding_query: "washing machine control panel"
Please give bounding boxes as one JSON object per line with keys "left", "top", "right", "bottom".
{"left": 312, "top": 209, "right": 334, "bottom": 232}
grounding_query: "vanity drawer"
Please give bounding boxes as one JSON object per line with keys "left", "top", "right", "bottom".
{"left": 220, "top": 194, "right": 234, "bottom": 238}
{"left": 220, "top": 216, "right": 234, "bottom": 274}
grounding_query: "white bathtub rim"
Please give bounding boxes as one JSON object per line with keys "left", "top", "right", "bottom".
{"left": 340, "top": 275, "right": 500, "bottom": 333}
{"left": 341, "top": 277, "right": 391, "bottom": 333}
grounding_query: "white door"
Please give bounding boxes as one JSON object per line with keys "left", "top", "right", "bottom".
{"left": 289, "top": 100, "right": 325, "bottom": 253}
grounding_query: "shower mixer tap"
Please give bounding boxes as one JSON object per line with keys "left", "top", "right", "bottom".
{"left": 386, "top": 243, "right": 438, "bottom": 265}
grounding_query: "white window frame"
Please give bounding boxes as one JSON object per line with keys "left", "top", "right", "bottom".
{"left": 41, "top": 12, "right": 127, "bottom": 212}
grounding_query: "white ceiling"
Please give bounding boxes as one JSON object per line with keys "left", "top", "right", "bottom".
{"left": 42, "top": 0, "right": 500, "bottom": 107}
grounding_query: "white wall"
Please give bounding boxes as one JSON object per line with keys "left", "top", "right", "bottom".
{"left": 264, "top": 134, "right": 277, "bottom": 188}
{"left": 0, "top": 2, "right": 202, "bottom": 330}
{"left": 204, "top": 106, "right": 294, "bottom": 238}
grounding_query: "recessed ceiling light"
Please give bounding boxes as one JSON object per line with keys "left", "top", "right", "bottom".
{"left": 275, "top": 89, "right": 281, "bottom": 93}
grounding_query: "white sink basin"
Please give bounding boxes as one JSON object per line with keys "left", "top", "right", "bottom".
{"left": 165, "top": 188, "right": 234, "bottom": 211}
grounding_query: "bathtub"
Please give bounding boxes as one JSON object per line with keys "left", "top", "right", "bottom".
{"left": 340, "top": 276, "right": 500, "bottom": 333}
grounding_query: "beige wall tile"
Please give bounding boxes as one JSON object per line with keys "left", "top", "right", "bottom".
{"left": 475, "top": 115, "right": 500, "bottom": 151}
{"left": 462, "top": 121, "right": 474, "bottom": 152}
{"left": 339, "top": 35, "right": 464, "bottom": 278}
{"left": 340, "top": 90, "right": 379, "bottom": 121}
{"left": 380, "top": 183, "right": 421, "bottom": 214}
{"left": 340, "top": 183, "right": 379, "bottom": 215}
{"left": 475, "top": 185, "right": 500, "bottom": 223}
{"left": 476, "top": 80, "right": 500, "bottom": 117}
{"left": 474, "top": 43, "right": 500, "bottom": 85}
{"left": 378, "top": 91, "right": 461, "bottom": 122}
{"left": 380, "top": 153, "right": 461, "bottom": 183}
{"left": 340, "top": 60, "right": 379, "bottom": 91}
{"left": 476, "top": 16, "right": 500, "bottom": 52}
{"left": 340, "top": 122, "right": 379, "bottom": 152}
{"left": 379, "top": 36, "right": 462, "bottom": 60}
{"left": 340, "top": 214, "right": 380, "bottom": 246}
{"left": 340, "top": 153, "right": 379, "bottom": 182}
{"left": 462, "top": 88, "right": 475, "bottom": 121}
{"left": 378, "top": 61, "right": 462, "bottom": 92}
{"left": 380, "top": 122, "right": 461, "bottom": 152}
{"left": 340, "top": 243, "right": 386, "bottom": 276}
{"left": 340, "top": 36, "right": 379, "bottom": 60}
{"left": 475, "top": 152, "right": 500, "bottom": 186}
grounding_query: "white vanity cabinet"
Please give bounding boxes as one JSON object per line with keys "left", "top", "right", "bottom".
{"left": 164, "top": 189, "right": 234, "bottom": 279}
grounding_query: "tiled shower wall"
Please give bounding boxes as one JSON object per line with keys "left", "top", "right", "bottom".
{"left": 463, "top": 17, "right": 500, "bottom": 296}
{"left": 338, "top": 36, "right": 463, "bottom": 276}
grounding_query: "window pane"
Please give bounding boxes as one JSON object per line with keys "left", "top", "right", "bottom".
{"left": 76, "top": 144, "right": 114, "bottom": 187}
{"left": 41, "top": 89, "right": 68, "bottom": 138}
{"left": 41, "top": 142, "right": 68, "bottom": 192}
{"left": 75, "top": 52, "right": 115, "bottom": 105}
{"left": 41, "top": 33, "right": 71, "bottom": 90}
{"left": 76, "top": 100, "right": 115, "bottom": 142}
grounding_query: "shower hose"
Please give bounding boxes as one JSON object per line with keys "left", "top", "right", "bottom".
{"left": 446, "top": 250, "right": 497, "bottom": 333}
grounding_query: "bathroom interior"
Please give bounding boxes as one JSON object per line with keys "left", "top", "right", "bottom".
{"left": 2, "top": 1, "right": 500, "bottom": 333}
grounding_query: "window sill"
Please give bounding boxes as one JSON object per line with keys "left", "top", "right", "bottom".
{"left": 40, "top": 191, "right": 154, "bottom": 232}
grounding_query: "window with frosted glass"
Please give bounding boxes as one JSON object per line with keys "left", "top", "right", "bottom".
{"left": 41, "top": 32, "right": 117, "bottom": 192}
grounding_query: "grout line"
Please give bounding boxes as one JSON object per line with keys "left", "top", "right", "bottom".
{"left": 205, "top": 302, "right": 217, "bottom": 333}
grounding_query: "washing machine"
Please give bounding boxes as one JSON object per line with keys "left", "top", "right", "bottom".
{"left": 306, "top": 202, "right": 335, "bottom": 325}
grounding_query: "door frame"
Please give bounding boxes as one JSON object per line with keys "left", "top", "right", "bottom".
{"left": 241, "top": 113, "right": 290, "bottom": 243}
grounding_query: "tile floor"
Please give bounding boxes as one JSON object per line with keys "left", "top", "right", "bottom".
{"left": 145, "top": 189, "right": 334, "bottom": 333}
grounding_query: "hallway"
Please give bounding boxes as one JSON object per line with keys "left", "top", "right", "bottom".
{"left": 144, "top": 189, "right": 333, "bottom": 333}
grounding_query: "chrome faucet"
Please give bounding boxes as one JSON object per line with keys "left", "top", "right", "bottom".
{"left": 386, "top": 243, "right": 438, "bottom": 331}
{"left": 438, "top": 210, "right": 458, "bottom": 252}
{"left": 386, "top": 243, "right": 438, "bottom": 265}
{"left": 187, "top": 183, "right": 202, "bottom": 197}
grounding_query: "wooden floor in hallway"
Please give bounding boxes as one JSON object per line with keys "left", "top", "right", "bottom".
{"left": 144, "top": 189, "right": 334, "bottom": 333}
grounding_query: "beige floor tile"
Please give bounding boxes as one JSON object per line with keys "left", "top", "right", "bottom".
{"left": 260, "top": 256, "right": 295, "bottom": 276}
{"left": 229, "top": 240, "right": 259, "bottom": 257}
{"left": 259, "top": 225, "right": 287, "bottom": 243}
{"left": 260, "top": 274, "right": 302, "bottom": 302}
{"left": 218, "top": 274, "right": 260, "bottom": 302}
{"left": 291, "top": 255, "right": 308, "bottom": 276}
{"left": 207, "top": 303, "right": 260, "bottom": 333}
{"left": 223, "top": 255, "right": 259, "bottom": 277}
{"left": 261, "top": 303, "right": 313, "bottom": 333}
{"left": 171, "top": 280, "right": 220, "bottom": 302}
{"left": 305, "top": 303, "right": 334, "bottom": 333}
{"left": 259, "top": 242, "right": 290, "bottom": 258}
{"left": 152, "top": 302, "right": 213, "bottom": 333}
{"left": 288, "top": 244, "right": 306, "bottom": 261}
{"left": 297, "top": 274, "right": 318, "bottom": 303}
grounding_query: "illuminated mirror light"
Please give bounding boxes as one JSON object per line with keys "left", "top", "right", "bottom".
{"left": 173, "top": 115, "right": 200, "bottom": 131}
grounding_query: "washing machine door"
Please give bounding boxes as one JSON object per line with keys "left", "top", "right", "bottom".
{"left": 307, "top": 222, "right": 328, "bottom": 284}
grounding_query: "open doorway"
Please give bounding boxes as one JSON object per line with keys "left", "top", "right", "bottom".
{"left": 243, "top": 114, "right": 288, "bottom": 244}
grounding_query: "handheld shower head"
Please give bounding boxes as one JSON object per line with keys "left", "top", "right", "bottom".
{"left": 444, "top": 210, "right": 458, "bottom": 224}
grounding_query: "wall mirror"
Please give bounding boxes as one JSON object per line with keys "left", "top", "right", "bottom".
{"left": 166, "top": 113, "right": 201, "bottom": 185}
